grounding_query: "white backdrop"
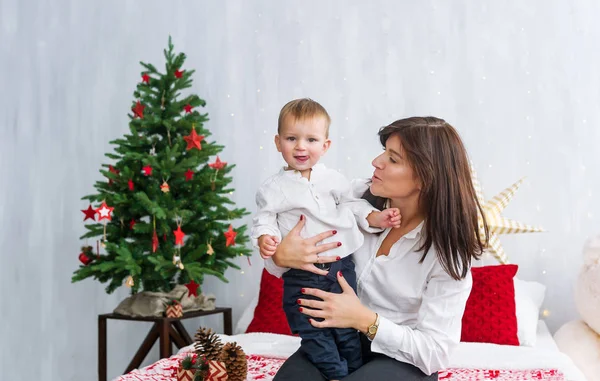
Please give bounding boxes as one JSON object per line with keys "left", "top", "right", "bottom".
{"left": 1, "top": 0, "right": 599, "bottom": 380}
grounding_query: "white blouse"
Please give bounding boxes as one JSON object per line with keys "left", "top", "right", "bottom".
{"left": 354, "top": 221, "right": 472, "bottom": 375}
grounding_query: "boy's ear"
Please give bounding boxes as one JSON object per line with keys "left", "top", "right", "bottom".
{"left": 322, "top": 138, "right": 331, "bottom": 153}
{"left": 274, "top": 135, "right": 282, "bottom": 152}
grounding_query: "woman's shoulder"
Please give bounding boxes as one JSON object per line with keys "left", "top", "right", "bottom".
{"left": 420, "top": 242, "right": 473, "bottom": 283}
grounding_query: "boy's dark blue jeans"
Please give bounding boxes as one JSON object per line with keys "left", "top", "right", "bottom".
{"left": 282, "top": 256, "right": 362, "bottom": 380}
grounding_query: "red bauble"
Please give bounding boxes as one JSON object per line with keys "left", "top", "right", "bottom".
{"left": 108, "top": 165, "right": 120, "bottom": 186}
{"left": 129, "top": 219, "right": 136, "bottom": 230}
{"left": 183, "top": 129, "right": 204, "bottom": 151}
{"left": 152, "top": 230, "right": 159, "bottom": 253}
{"left": 224, "top": 225, "right": 237, "bottom": 247}
{"left": 79, "top": 252, "right": 92, "bottom": 265}
{"left": 128, "top": 179, "right": 134, "bottom": 191}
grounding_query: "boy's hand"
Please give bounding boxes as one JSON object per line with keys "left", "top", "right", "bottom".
{"left": 367, "top": 208, "right": 401, "bottom": 229}
{"left": 258, "top": 235, "right": 280, "bottom": 259}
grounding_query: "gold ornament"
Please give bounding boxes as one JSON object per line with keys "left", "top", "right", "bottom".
{"left": 471, "top": 163, "right": 544, "bottom": 264}
{"left": 160, "top": 180, "right": 170, "bottom": 193}
{"left": 207, "top": 242, "right": 215, "bottom": 255}
{"left": 125, "top": 275, "right": 134, "bottom": 287}
{"left": 172, "top": 254, "right": 184, "bottom": 270}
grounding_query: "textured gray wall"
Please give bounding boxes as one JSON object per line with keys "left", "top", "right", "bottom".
{"left": 2, "top": 0, "right": 599, "bottom": 380}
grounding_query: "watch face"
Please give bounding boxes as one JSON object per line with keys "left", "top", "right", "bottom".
{"left": 368, "top": 326, "right": 377, "bottom": 334}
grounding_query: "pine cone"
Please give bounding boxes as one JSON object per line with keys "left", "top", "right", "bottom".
{"left": 220, "top": 341, "right": 247, "bottom": 381}
{"left": 194, "top": 327, "right": 223, "bottom": 361}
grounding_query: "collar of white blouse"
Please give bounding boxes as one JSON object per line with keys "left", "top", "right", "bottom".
{"left": 374, "top": 219, "right": 425, "bottom": 259}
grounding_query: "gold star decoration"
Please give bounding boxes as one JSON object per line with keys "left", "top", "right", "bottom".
{"left": 471, "top": 163, "right": 544, "bottom": 264}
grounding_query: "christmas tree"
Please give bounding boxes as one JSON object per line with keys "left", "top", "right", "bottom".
{"left": 72, "top": 37, "right": 251, "bottom": 294}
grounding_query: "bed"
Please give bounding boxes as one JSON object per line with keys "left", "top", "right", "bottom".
{"left": 116, "top": 320, "right": 585, "bottom": 381}
{"left": 115, "top": 268, "right": 587, "bottom": 381}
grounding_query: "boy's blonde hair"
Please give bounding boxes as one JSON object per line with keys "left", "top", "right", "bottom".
{"left": 278, "top": 98, "right": 331, "bottom": 137}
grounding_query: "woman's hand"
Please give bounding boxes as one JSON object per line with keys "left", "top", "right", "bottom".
{"left": 298, "top": 271, "right": 376, "bottom": 331}
{"left": 272, "top": 215, "right": 341, "bottom": 276}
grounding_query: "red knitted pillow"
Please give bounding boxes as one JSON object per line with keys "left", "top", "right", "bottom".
{"left": 246, "top": 268, "right": 293, "bottom": 335}
{"left": 461, "top": 264, "right": 520, "bottom": 346}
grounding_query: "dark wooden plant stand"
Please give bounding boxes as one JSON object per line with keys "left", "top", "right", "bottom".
{"left": 98, "top": 307, "right": 232, "bottom": 381}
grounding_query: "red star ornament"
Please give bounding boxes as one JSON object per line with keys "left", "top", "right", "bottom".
{"left": 141, "top": 73, "right": 150, "bottom": 84}
{"left": 184, "top": 129, "right": 205, "bottom": 151}
{"left": 185, "top": 279, "right": 199, "bottom": 297}
{"left": 174, "top": 69, "right": 184, "bottom": 78}
{"left": 173, "top": 226, "right": 185, "bottom": 246}
{"left": 209, "top": 156, "right": 227, "bottom": 170}
{"left": 183, "top": 104, "right": 193, "bottom": 114}
{"left": 95, "top": 201, "right": 114, "bottom": 221}
{"left": 224, "top": 225, "right": 237, "bottom": 247}
{"left": 81, "top": 205, "right": 96, "bottom": 221}
{"left": 185, "top": 169, "right": 194, "bottom": 181}
{"left": 142, "top": 165, "right": 153, "bottom": 176}
{"left": 132, "top": 101, "right": 145, "bottom": 119}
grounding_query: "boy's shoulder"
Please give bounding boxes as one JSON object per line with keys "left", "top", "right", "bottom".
{"left": 257, "top": 170, "right": 286, "bottom": 192}
{"left": 314, "top": 164, "right": 350, "bottom": 182}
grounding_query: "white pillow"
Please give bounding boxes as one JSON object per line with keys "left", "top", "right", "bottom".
{"left": 514, "top": 278, "right": 546, "bottom": 346}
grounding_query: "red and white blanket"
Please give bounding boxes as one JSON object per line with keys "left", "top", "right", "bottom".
{"left": 115, "top": 351, "right": 566, "bottom": 381}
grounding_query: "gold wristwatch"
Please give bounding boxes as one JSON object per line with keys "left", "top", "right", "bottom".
{"left": 366, "top": 313, "right": 380, "bottom": 341}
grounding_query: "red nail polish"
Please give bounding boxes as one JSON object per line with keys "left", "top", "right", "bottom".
{"left": 299, "top": 307, "right": 303, "bottom": 312}
{"left": 337, "top": 242, "right": 342, "bottom": 247}
{"left": 301, "top": 288, "right": 306, "bottom": 293}
{"left": 332, "top": 230, "right": 337, "bottom": 235}
{"left": 336, "top": 256, "right": 341, "bottom": 261}
{"left": 338, "top": 271, "right": 343, "bottom": 277}
{"left": 300, "top": 215, "right": 304, "bottom": 221}
{"left": 297, "top": 299, "right": 301, "bottom": 304}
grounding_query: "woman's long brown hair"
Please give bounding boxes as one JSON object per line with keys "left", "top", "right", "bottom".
{"left": 363, "top": 117, "right": 489, "bottom": 280}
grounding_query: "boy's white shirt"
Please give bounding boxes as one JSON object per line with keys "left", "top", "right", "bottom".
{"left": 251, "top": 163, "right": 381, "bottom": 276}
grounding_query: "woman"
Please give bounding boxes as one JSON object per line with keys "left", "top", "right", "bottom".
{"left": 264, "top": 117, "right": 489, "bottom": 380}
